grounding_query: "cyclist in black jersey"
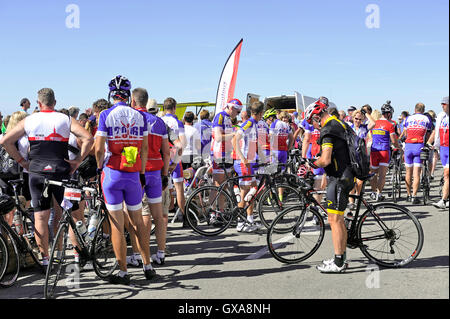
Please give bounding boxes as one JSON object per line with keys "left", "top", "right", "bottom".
{"left": 305, "top": 99, "right": 355, "bottom": 273}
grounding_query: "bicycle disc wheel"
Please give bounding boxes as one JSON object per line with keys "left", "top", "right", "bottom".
{"left": 267, "top": 205, "right": 325, "bottom": 264}
{"left": 92, "top": 214, "right": 117, "bottom": 279}
{"left": 0, "top": 225, "right": 20, "bottom": 287}
{"left": 357, "top": 203, "right": 424, "bottom": 268}
{"left": 257, "top": 184, "right": 301, "bottom": 229}
{"left": 185, "top": 185, "right": 234, "bottom": 236}
{"left": 44, "top": 223, "right": 70, "bottom": 299}
{"left": 0, "top": 232, "right": 8, "bottom": 283}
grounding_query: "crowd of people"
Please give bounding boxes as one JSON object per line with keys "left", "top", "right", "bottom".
{"left": 0, "top": 74, "right": 448, "bottom": 281}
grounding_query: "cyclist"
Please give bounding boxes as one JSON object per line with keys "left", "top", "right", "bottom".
{"left": 428, "top": 96, "right": 449, "bottom": 209}
{"left": 399, "top": 102, "right": 432, "bottom": 204}
{"left": 128, "top": 88, "right": 170, "bottom": 266}
{"left": 161, "top": 98, "right": 188, "bottom": 227}
{"left": 270, "top": 111, "right": 294, "bottom": 164}
{"left": 304, "top": 100, "right": 355, "bottom": 273}
{"left": 369, "top": 102, "right": 400, "bottom": 201}
{"left": 257, "top": 109, "right": 273, "bottom": 164}
{"left": 181, "top": 111, "right": 201, "bottom": 170}
{"left": 94, "top": 76, "right": 152, "bottom": 284}
{"left": 232, "top": 101, "right": 265, "bottom": 232}
{"left": 211, "top": 98, "right": 242, "bottom": 187}
{"left": 0, "top": 88, "right": 93, "bottom": 269}
{"left": 193, "top": 109, "right": 212, "bottom": 161}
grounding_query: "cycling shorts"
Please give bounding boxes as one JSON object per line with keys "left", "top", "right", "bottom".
{"left": 101, "top": 167, "right": 143, "bottom": 212}
{"left": 306, "top": 145, "right": 325, "bottom": 177}
{"left": 326, "top": 167, "right": 355, "bottom": 216}
{"left": 171, "top": 162, "right": 184, "bottom": 183}
{"left": 143, "top": 170, "right": 162, "bottom": 204}
{"left": 233, "top": 161, "right": 256, "bottom": 186}
{"left": 440, "top": 146, "right": 449, "bottom": 168}
{"left": 370, "top": 150, "right": 390, "bottom": 169}
{"left": 212, "top": 161, "right": 234, "bottom": 175}
{"left": 271, "top": 150, "right": 288, "bottom": 164}
{"left": 404, "top": 143, "right": 424, "bottom": 167}
{"left": 29, "top": 173, "right": 66, "bottom": 212}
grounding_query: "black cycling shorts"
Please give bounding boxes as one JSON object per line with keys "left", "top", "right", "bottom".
{"left": 29, "top": 173, "right": 66, "bottom": 212}
{"left": 326, "top": 167, "right": 355, "bottom": 215}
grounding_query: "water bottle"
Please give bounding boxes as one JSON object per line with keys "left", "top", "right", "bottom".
{"left": 13, "top": 211, "right": 24, "bottom": 235}
{"left": 87, "top": 212, "right": 99, "bottom": 240}
{"left": 76, "top": 221, "right": 87, "bottom": 239}
{"left": 344, "top": 212, "right": 354, "bottom": 231}
{"left": 244, "top": 187, "right": 257, "bottom": 202}
{"left": 233, "top": 185, "right": 241, "bottom": 203}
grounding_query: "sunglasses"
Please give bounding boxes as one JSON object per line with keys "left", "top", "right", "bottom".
{"left": 354, "top": 118, "right": 363, "bottom": 121}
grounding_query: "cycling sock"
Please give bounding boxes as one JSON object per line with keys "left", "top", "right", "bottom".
{"left": 143, "top": 263, "right": 153, "bottom": 271}
{"left": 42, "top": 256, "right": 49, "bottom": 266}
{"left": 118, "top": 270, "right": 128, "bottom": 277}
{"left": 334, "top": 253, "right": 345, "bottom": 267}
{"left": 247, "top": 215, "right": 254, "bottom": 223}
{"left": 157, "top": 250, "right": 165, "bottom": 259}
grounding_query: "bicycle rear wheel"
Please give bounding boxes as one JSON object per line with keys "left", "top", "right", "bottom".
{"left": 257, "top": 184, "right": 301, "bottom": 229}
{"left": 0, "top": 232, "right": 8, "bottom": 283}
{"left": 267, "top": 205, "right": 325, "bottom": 264}
{"left": 357, "top": 203, "right": 424, "bottom": 268}
{"left": 0, "top": 225, "right": 20, "bottom": 287}
{"left": 185, "top": 185, "right": 234, "bottom": 236}
{"left": 92, "top": 214, "right": 117, "bottom": 279}
{"left": 44, "top": 223, "right": 70, "bottom": 299}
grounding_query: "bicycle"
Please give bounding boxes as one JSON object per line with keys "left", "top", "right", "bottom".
{"left": 388, "top": 149, "right": 403, "bottom": 203}
{"left": 420, "top": 146, "right": 432, "bottom": 205}
{"left": 0, "top": 179, "right": 42, "bottom": 287}
{"left": 184, "top": 162, "right": 301, "bottom": 236}
{"left": 0, "top": 223, "right": 8, "bottom": 283}
{"left": 267, "top": 173, "right": 424, "bottom": 268}
{"left": 43, "top": 177, "right": 117, "bottom": 299}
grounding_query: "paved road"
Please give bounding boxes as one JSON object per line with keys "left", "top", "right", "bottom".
{"left": 0, "top": 166, "right": 448, "bottom": 304}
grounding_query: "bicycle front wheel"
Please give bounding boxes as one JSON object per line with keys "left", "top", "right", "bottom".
{"left": 357, "top": 203, "right": 424, "bottom": 268}
{"left": 92, "top": 214, "right": 117, "bottom": 279}
{"left": 0, "top": 225, "right": 20, "bottom": 288}
{"left": 185, "top": 185, "right": 234, "bottom": 236}
{"left": 267, "top": 205, "right": 325, "bottom": 264}
{"left": 44, "top": 223, "right": 70, "bottom": 299}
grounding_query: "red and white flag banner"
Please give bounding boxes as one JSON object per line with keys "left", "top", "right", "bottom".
{"left": 214, "top": 39, "right": 243, "bottom": 115}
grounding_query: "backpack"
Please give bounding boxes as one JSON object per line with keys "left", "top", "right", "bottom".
{"left": 0, "top": 142, "right": 22, "bottom": 179}
{"left": 343, "top": 122, "right": 370, "bottom": 180}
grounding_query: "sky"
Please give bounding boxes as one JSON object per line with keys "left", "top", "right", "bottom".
{"left": 0, "top": 0, "right": 448, "bottom": 118}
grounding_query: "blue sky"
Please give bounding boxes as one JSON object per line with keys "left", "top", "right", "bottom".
{"left": 0, "top": 0, "right": 448, "bottom": 118}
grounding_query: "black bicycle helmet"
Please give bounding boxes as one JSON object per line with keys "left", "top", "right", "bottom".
{"left": 381, "top": 100, "right": 394, "bottom": 114}
{"left": 0, "top": 194, "right": 15, "bottom": 216}
{"left": 108, "top": 75, "right": 131, "bottom": 101}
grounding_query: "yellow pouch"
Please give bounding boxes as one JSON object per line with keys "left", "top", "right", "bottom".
{"left": 121, "top": 146, "right": 138, "bottom": 168}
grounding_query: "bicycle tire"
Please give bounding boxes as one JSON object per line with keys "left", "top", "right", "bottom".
{"left": 92, "top": 214, "right": 117, "bottom": 279}
{"left": 257, "top": 184, "right": 301, "bottom": 229}
{"left": 185, "top": 185, "right": 235, "bottom": 236}
{"left": 0, "top": 232, "right": 8, "bottom": 283}
{"left": 357, "top": 203, "right": 424, "bottom": 268}
{"left": 44, "top": 223, "right": 69, "bottom": 299}
{"left": 0, "top": 224, "right": 20, "bottom": 288}
{"left": 267, "top": 205, "right": 325, "bottom": 264}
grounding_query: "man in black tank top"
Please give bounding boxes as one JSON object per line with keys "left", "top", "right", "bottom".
{"left": 0, "top": 88, "right": 93, "bottom": 268}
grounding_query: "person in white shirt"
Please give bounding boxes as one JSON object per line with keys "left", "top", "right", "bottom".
{"left": 181, "top": 111, "right": 201, "bottom": 169}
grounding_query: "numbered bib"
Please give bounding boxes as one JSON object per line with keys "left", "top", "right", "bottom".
{"left": 64, "top": 187, "right": 82, "bottom": 201}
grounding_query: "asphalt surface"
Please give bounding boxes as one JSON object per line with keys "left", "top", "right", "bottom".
{"left": 0, "top": 165, "right": 448, "bottom": 303}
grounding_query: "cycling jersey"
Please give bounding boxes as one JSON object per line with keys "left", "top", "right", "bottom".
{"left": 236, "top": 118, "right": 258, "bottom": 162}
{"left": 24, "top": 110, "right": 72, "bottom": 175}
{"left": 403, "top": 113, "right": 432, "bottom": 144}
{"left": 256, "top": 120, "right": 270, "bottom": 156}
{"left": 135, "top": 107, "right": 167, "bottom": 172}
{"left": 211, "top": 111, "right": 234, "bottom": 164}
{"left": 302, "top": 119, "right": 324, "bottom": 176}
{"left": 270, "top": 119, "right": 291, "bottom": 151}
{"left": 370, "top": 118, "right": 396, "bottom": 152}
{"left": 194, "top": 119, "right": 212, "bottom": 155}
{"left": 438, "top": 113, "right": 449, "bottom": 147}
{"left": 162, "top": 113, "right": 185, "bottom": 139}
{"left": 96, "top": 101, "right": 148, "bottom": 172}
{"left": 318, "top": 115, "right": 352, "bottom": 178}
